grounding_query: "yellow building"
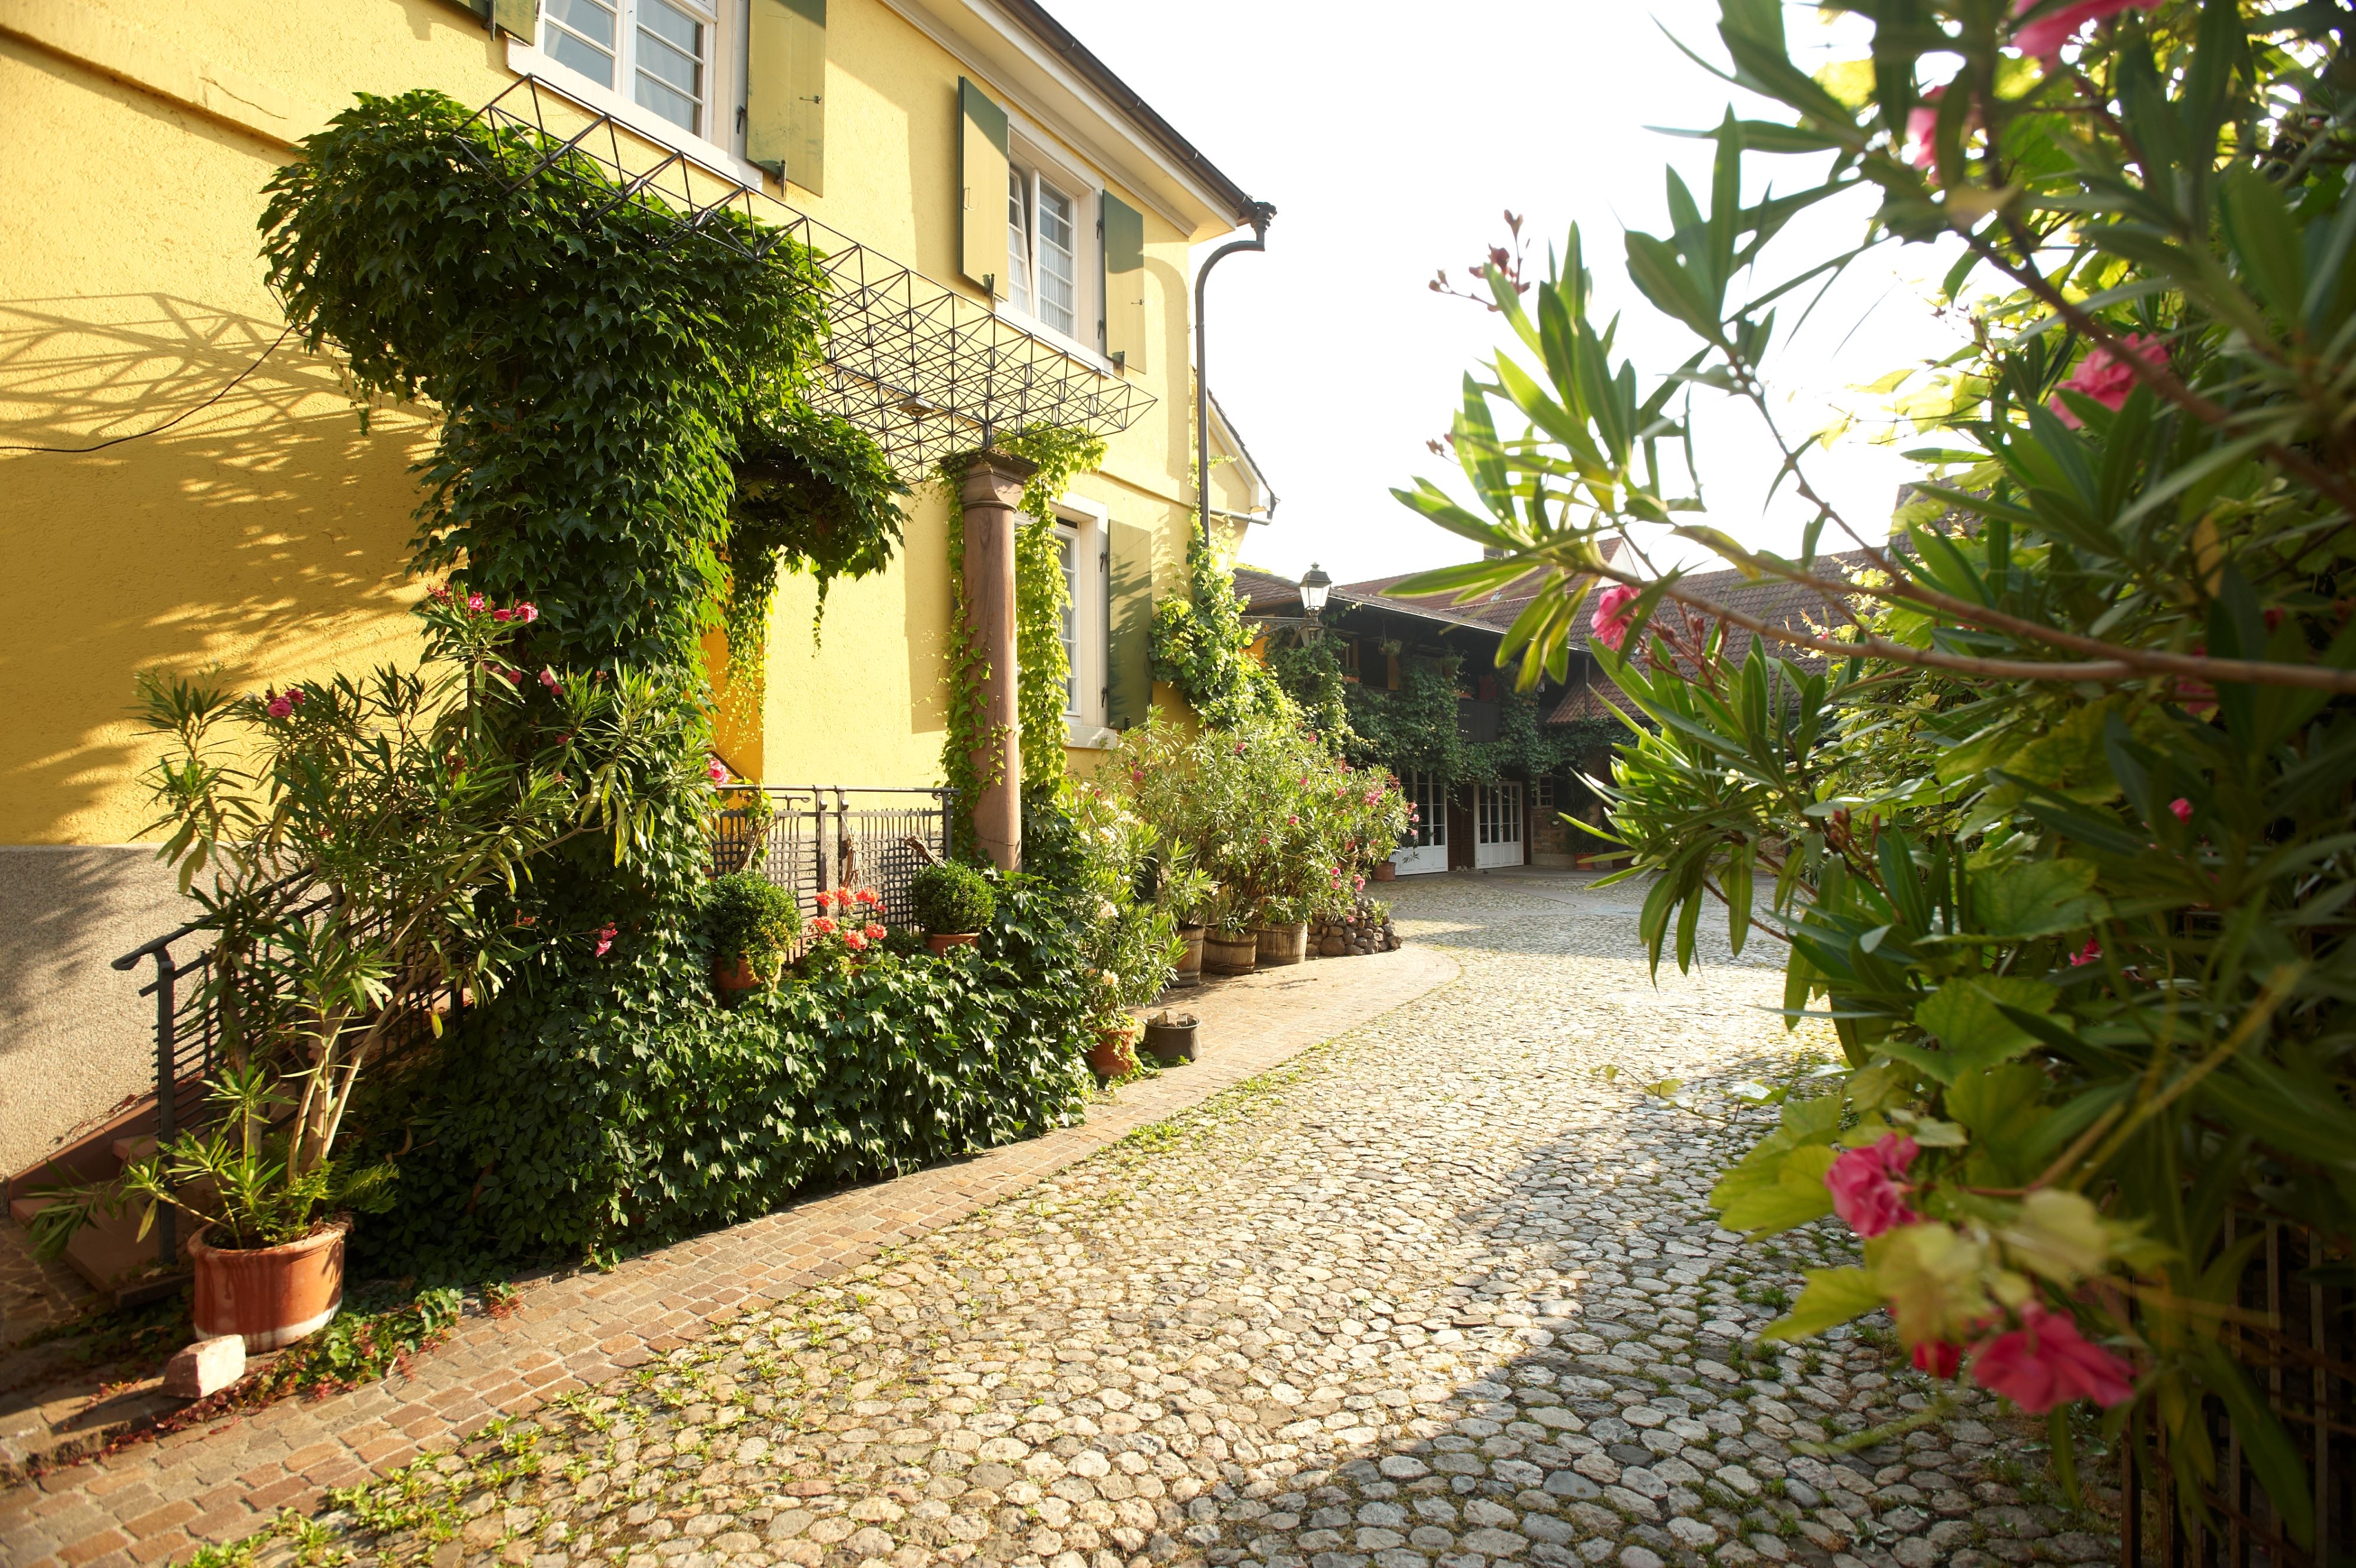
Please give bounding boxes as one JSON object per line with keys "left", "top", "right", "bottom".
{"left": 0, "top": 0, "right": 1273, "bottom": 1177}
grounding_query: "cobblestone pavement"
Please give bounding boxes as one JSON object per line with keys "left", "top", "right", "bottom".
{"left": 267, "top": 872, "right": 2120, "bottom": 1568}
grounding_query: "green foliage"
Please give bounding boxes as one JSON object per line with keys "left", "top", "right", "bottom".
{"left": 1150, "top": 538, "right": 1289, "bottom": 729}
{"left": 911, "top": 861, "right": 997, "bottom": 935}
{"left": 723, "top": 404, "right": 909, "bottom": 720}
{"left": 703, "top": 872, "right": 801, "bottom": 971}
{"left": 1053, "top": 777, "right": 1180, "bottom": 1011}
{"left": 935, "top": 428, "right": 1108, "bottom": 846}
{"left": 1107, "top": 715, "right": 1410, "bottom": 933}
{"left": 352, "top": 879, "right": 1094, "bottom": 1272}
{"left": 1265, "top": 629, "right": 1360, "bottom": 750}
{"left": 1397, "top": 0, "right": 2356, "bottom": 1538}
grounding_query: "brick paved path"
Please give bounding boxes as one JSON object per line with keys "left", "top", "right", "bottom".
{"left": 0, "top": 942, "right": 1456, "bottom": 1568}
{"left": 10, "top": 874, "right": 2126, "bottom": 1568}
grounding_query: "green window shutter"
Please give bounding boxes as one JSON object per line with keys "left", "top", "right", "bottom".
{"left": 958, "top": 78, "right": 1010, "bottom": 298}
{"left": 491, "top": 0, "right": 538, "bottom": 39}
{"left": 1107, "top": 520, "right": 1155, "bottom": 729}
{"left": 747, "top": 0, "right": 826, "bottom": 194}
{"left": 1100, "top": 191, "right": 1146, "bottom": 372}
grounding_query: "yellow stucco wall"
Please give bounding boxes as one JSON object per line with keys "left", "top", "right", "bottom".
{"left": 1, "top": 0, "right": 1239, "bottom": 844}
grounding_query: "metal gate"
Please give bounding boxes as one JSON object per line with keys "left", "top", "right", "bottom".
{"left": 709, "top": 786, "right": 954, "bottom": 928}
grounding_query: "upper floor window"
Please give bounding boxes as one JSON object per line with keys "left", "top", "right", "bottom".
{"left": 1007, "top": 166, "right": 1080, "bottom": 339}
{"left": 543, "top": 0, "right": 714, "bottom": 138}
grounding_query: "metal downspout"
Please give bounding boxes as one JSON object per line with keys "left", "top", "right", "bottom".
{"left": 1194, "top": 202, "right": 1276, "bottom": 551}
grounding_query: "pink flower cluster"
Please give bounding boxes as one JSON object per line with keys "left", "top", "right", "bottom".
{"left": 594, "top": 921, "right": 617, "bottom": 958}
{"left": 707, "top": 757, "right": 732, "bottom": 783}
{"left": 1591, "top": 584, "right": 1642, "bottom": 651}
{"left": 2012, "top": 0, "right": 2158, "bottom": 58}
{"left": 1826, "top": 1134, "right": 2137, "bottom": 1414}
{"left": 264, "top": 686, "right": 309, "bottom": 720}
{"left": 2050, "top": 334, "right": 2168, "bottom": 427}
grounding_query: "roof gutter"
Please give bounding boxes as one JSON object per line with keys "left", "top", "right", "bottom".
{"left": 983, "top": 0, "right": 1263, "bottom": 224}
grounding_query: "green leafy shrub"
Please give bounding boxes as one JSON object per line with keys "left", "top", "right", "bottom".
{"left": 353, "top": 879, "right": 1094, "bottom": 1273}
{"left": 1150, "top": 540, "right": 1289, "bottom": 729}
{"left": 1394, "top": 0, "right": 2356, "bottom": 1534}
{"left": 704, "top": 873, "right": 801, "bottom": 972}
{"left": 911, "top": 861, "right": 997, "bottom": 935}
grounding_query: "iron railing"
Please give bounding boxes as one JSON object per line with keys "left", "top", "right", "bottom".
{"left": 710, "top": 786, "right": 954, "bottom": 929}
{"left": 2122, "top": 1215, "right": 2354, "bottom": 1566}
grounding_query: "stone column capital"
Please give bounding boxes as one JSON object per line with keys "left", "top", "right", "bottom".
{"left": 959, "top": 449, "right": 1040, "bottom": 512}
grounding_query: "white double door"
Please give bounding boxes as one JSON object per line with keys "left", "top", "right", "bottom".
{"left": 1391, "top": 771, "right": 1450, "bottom": 875}
{"left": 1474, "top": 780, "right": 1524, "bottom": 869}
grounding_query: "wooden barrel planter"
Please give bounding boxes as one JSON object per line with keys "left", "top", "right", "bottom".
{"left": 1256, "top": 922, "right": 1309, "bottom": 967}
{"left": 1203, "top": 930, "right": 1257, "bottom": 975}
{"left": 1172, "top": 925, "right": 1205, "bottom": 987}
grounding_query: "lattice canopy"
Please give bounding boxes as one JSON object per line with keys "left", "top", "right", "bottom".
{"left": 459, "top": 77, "right": 1155, "bottom": 473}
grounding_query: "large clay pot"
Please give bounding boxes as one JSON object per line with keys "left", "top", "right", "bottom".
{"left": 1173, "top": 925, "right": 1205, "bottom": 987}
{"left": 190, "top": 1215, "right": 349, "bottom": 1352}
{"left": 1374, "top": 861, "right": 1398, "bottom": 882}
{"left": 926, "top": 931, "right": 980, "bottom": 955}
{"left": 1203, "top": 930, "right": 1257, "bottom": 975}
{"left": 1256, "top": 922, "right": 1309, "bottom": 967}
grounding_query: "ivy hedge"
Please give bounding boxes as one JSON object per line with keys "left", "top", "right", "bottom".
{"left": 355, "top": 880, "right": 1093, "bottom": 1273}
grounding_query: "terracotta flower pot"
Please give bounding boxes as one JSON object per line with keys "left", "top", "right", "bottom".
{"left": 1173, "top": 925, "right": 1205, "bottom": 987}
{"left": 190, "top": 1215, "right": 349, "bottom": 1352}
{"left": 1256, "top": 922, "right": 1309, "bottom": 967}
{"left": 1203, "top": 930, "right": 1257, "bottom": 975}
{"left": 713, "top": 954, "right": 769, "bottom": 999}
{"left": 1088, "top": 1027, "right": 1139, "bottom": 1079}
{"left": 926, "top": 931, "right": 980, "bottom": 955}
{"left": 1374, "top": 861, "right": 1398, "bottom": 882}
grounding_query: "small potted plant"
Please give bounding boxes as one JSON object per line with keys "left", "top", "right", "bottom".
{"left": 1255, "top": 895, "right": 1311, "bottom": 967}
{"left": 801, "top": 886, "right": 889, "bottom": 970}
{"left": 912, "top": 861, "right": 996, "bottom": 955}
{"left": 706, "top": 871, "right": 800, "bottom": 999}
{"left": 1201, "top": 888, "right": 1257, "bottom": 976}
{"left": 1088, "top": 1011, "right": 1142, "bottom": 1079}
{"left": 1143, "top": 1008, "right": 1198, "bottom": 1064}
{"left": 1153, "top": 846, "right": 1215, "bottom": 988}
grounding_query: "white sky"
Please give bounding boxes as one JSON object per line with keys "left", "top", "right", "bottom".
{"left": 1048, "top": 0, "right": 1977, "bottom": 587}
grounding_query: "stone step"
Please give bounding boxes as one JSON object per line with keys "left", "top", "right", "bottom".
{"left": 9, "top": 1193, "right": 190, "bottom": 1308}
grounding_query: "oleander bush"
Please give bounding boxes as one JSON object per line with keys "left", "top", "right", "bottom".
{"left": 1397, "top": 0, "right": 2356, "bottom": 1538}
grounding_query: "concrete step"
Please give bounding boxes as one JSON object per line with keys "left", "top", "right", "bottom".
{"left": 9, "top": 1194, "right": 190, "bottom": 1308}
{"left": 111, "top": 1134, "right": 157, "bottom": 1166}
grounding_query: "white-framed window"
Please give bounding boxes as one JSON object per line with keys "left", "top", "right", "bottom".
{"left": 1048, "top": 501, "right": 1113, "bottom": 745}
{"left": 1007, "top": 164, "right": 1082, "bottom": 339}
{"left": 542, "top": 0, "right": 718, "bottom": 138}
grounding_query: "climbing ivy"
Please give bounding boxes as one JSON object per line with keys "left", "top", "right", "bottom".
{"left": 1149, "top": 535, "right": 1286, "bottom": 730}
{"left": 934, "top": 427, "right": 1106, "bottom": 850}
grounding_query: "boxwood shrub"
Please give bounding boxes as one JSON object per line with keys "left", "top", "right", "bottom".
{"left": 704, "top": 872, "right": 800, "bottom": 970}
{"left": 911, "top": 861, "right": 996, "bottom": 935}
{"left": 353, "top": 879, "right": 1091, "bottom": 1274}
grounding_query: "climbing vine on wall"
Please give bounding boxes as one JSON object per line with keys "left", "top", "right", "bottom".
{"left": 1149, "top": 536, "right": 1287, "bottom": 730}
{"left": 722, "top": 405, "right": 909, "bottom": 730}
{"left": 934, "top": 427, "right": 1106, "bottom": 851}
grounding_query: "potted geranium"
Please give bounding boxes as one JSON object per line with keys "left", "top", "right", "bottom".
{"left": 706, "top": 871, "right": 800, "bottom": 999}
{"left": 911, "top": 861, "right": 995, "bottom": 954}
{"left": 801, "top": 886, "right": 888, "bottom": 971}
{"left": 32, "top": 587, "right": 670, "bottom": 1348}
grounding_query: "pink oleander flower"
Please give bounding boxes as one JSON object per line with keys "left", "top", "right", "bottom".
{"left": 539, "top": 667, "right": 561, "bottom": 695}
{"left": 1592, "top": 584, "right": 1642, "bottom": 651}
{"left": 707, "top": 758, "right": 730, "bottom": 783}
{"left": 594, "top": 921, "right": 617, "bottom": 958}
{"left": 512, "top": 602, "right": 539, "bottom": 624}
{"left": 2050, "top": 334, "right": 2168, "bottom": 426}
{"left": 1970, "top": 1301, "right": 2135, "bottom": 1413}
{"left": 2071, "top": 938, "right": 2103, "bottom": 967}
{"left": 2168, "top": 798, "right": 2193, "bottom": 823}
{"left": 1826, "top": 1133, "right": 1921, "bottom": 1239}
{"left": 428, "top": 585, "right": 452, "bottom": 604}
{"left": 2012, "top": 0, "right": 2159, "bottom": 57}
{"left": 288, "top": 687, "right": 306, "bottom": 706}
{"left": 863, "top": 922, "right": 887, "bottom": 941}
{"left": 1353, "top": 875, "right": 1366, "bottom": 891}
{"left": 1913, "top": 1341, "right": 1965, "bottom": 1380}
{"left": 266, "top": 695, "right": 293, "bottom": 719}
{"left": 1907, "top": 86, "right": 1947, "bottom": 170}
{"left": 466, "top": 593, "right": 487, "bottom": 613}
{"left": 492, "top": 608, "right": 512, "bottom": 623}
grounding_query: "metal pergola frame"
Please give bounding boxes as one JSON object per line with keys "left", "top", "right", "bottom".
{"left": 458, "top": 77, "right": 1155, "bottom": 474}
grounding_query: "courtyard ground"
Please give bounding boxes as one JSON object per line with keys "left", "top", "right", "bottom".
{"left": 6, "top": 872, "right": 2120, "bottom": 1568}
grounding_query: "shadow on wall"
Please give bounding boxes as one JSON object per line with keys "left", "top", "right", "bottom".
{"left": 0, "top": 293, "right": 437, "bottom": 846}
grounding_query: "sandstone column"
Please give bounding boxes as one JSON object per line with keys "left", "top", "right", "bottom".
{"left": 959, "top": 449, "right": 1038, "bottom": 871}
